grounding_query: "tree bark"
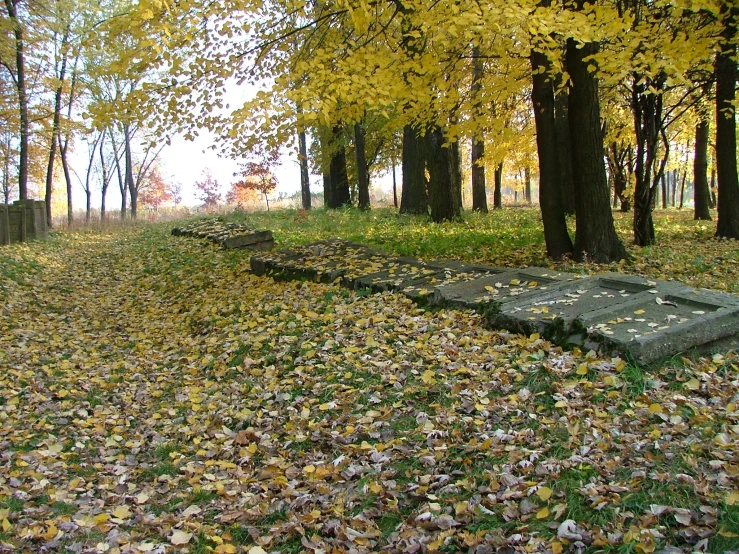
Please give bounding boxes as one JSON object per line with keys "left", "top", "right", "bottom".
{"left": 710, "top": 166, "right": 717, "bottom": 209}
{"left": 426, "top": 126, "right": 461, "bottom": 222}
{"left": 100, "top": 133, "right": 108, "bottom": 221}
{"left": 328, "top": 125, "right": 350, "bottom": 208}
{"left": 59, "top": 137, "right": 73, "bottom": 225}
{"left": 493, "top": 162, "right": 503, "bottom": 209}
{"left": 471, "top": 47, "right": 488, "bottom": 213}
{"left": 555, "top": 90, "right": 576, "bottom": 215}
{"left": 530, "top": 48, "right": 574, "bottom": 259}
{"left": 355, "top": 122, "right": 370, "bottom": 210}
{"left": 471, "top": 137, "right": 487, "bottom": 212}
{"left": 124, "top": 123, "right": 137, "bottom": 218}
{"left": 715, "top": 4, "right": 739, "bottom": 238}
{"left": 631, "top": 72, "right": 668, "bottom": 246}
{"left": 4, "top": 0, "right": 28, "bottom": 200}
{"left": 44, "top": 30, "right": 70, "bottom": 228}
{"left": 392, "top": 157, "right": 398, "bottom": 208}
{"left": 400, "top": 124, "right": 428, "bottom": 214}
{"left": 298, "top": 129, "right": 311, "bottom": 210}
{"left": 566, "top": 35, "right": 627, "bottom": 262}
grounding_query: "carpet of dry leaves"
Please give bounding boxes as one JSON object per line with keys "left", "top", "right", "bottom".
{"left": 1, "top": 223, "right": 738, "bottom": 554}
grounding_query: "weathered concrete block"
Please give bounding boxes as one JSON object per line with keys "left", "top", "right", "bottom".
{"left": 435, "top": 267, "right": 577, "bottom": 309}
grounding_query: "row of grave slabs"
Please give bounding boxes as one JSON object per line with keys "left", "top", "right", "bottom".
{"left": 248, "top": 239, "right": 739, "bottom": 364}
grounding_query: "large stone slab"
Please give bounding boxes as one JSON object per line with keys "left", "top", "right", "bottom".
{"left": 490, "top": 273, "right": 681, "bottom": 339}
{"left": 434, "top": 267, "right": 578, "bottom": 309}
{"left": 173, "top": 218, "right": 274, "bottom": 250}
{"left": 577, "top": 286, "right": 739, "bottom": 363}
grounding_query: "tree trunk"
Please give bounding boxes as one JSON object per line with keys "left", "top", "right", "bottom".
{"left": 693, "top": 111, "right": 711, "bottom": 220}
{"left": 451, "top": 139, "right": 463, "bottom": 210}
{"left": 110, "top": 131, "right": 126, "bottom": 218}
{"left": 678, "top": 169, "right": 687, "bottom": 210}
{"left": 355, "top": 122, "right": 370, "bottom": 210}
{"left": 566, "top": 35, "right": 627, "bottom": 262}
{"left": 4, "top": 0, "right": 28, "bottom": 200}
{"left": 59, "top": 138, "right": 73, "bottom": 225}
{"left": 710, "top": 166, "right": 717, "bottom": 209}
{"left": 392, "top": 157, "right": 398, "bottom": 208}
{"left": 631, "top": 71, "right": 668, "bottom": 247}
{"left": 100, "top": 132, "right": 108, "bottom": 220}
{"left": 530, "top": 48, "right": 574, "bottom": 259}
{"left": 298, "top": 129, "right": 311, "bottom": 210}
{"left": 471, "top": 47, "right": 488, "bottom": 213}
{"left": 400, "top": 124, "right": 428, "bottom": 214}
{"left": 524, "top": 166, "right": 531, "bottom": 203}
{"left": 471, "top": 137, "right": 487, "bottom": 212}
{"left": 715, "top": 4, "right": 739, "bottom": 238}
{"left": 555, "top": 90, "right": 576, "bottom": 215}
{"left": 493, "top": 162, "right": 503, "bottom": 209}
{"left": 124, "top": 123, "right": 137, "bottom": 219}
{"left": 426, "top": 126, "right": 461, "bottom": 223}
{"left": 44, "top": 32, "right": 69, "bottom": 228}
{"left": 328, "top": 125, "right": 350, "bottom": 208}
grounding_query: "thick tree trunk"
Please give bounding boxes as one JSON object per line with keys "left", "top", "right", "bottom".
{"left": 631, "top": 70, "right": 668, "bottom": 247}
{"left": 566, "top": 36, "right": 627, "bottom": 262}
{"left": 426, "top": 126, "right": 461, "bottom": 223}
{"left": 555, "top": 91, "right": 576, "bottom": 215}
{"left": 710, "top": 167, "right": 717, "bottom": 209}
{"left": 4, "top": 0, "right": 28, "bottom": 200}
{"left": 715, "top": 5, "right": 739, "bottom": 239}
{"left": 392, "top": 158, "right": 398, "bottom": 208}
{"left": 493, "top": 162, "right": 503, "bottom": 209}
{"left": 451, "top": 140, "right": 463, "bottom": 210}
{"left": 298, "top": 130, "right": 311, "bottom": 210}
{"left": 124, "top": 124, "right": 137, "bottom": 219}
{"left": 471, "top": 47, "right": 488, "bottom": 213}
{"left": 328, "top": 125, "right": 350, "bottom": 208}
{"left": 100, "top": 132, "right": 108, "bottom": 220}
{"left": 530, "top": 49, "right": 574, "bottom": 259}
{"left": 400, "top": 124, "right": 428, "bottom": 214}
{"left": 471, "top": 137, "right": 487, "bottom": 212}
{"left": 355, "top": 122, "right": 370, "bottom": 210}
{"left": 59, "top": 138, "right": 73, "bottom": 225}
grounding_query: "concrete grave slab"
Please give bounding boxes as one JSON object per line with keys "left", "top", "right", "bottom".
{"left": 491, "top": 273, "right": 686, "bottom": 342}
{"left": 173, "top": 219, "right": 274, "bottom": 250}
{"left": 435, "top": 267, "right": 578, "bottom": 309}
{"left": 576, "top": 286, "right": 739, "bottom": 363}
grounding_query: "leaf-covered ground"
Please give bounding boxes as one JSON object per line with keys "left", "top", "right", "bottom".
{"left": 0, "top": 215, "right": 738, "bottom": 554}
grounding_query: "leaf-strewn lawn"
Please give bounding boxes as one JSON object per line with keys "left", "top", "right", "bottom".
{"left": 0, "top": 209, "right": 738, "bottom": 554}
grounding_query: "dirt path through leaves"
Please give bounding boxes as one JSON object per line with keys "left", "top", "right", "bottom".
{"left": 1, "top": 226, "right": 738, "bottom": 553}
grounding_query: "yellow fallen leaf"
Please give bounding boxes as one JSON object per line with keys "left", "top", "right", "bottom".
{"left": 215, "top": 545, "right": 238, "bottom": 554}
{"left": 170, "top": 530, "right": 193, "bottom": 545}
{"left": 93, "top": 513, "right": 110, "bottom": 524}
{"left": 726, "top": 490, "right": 739, "bottom": 505}
{"left": 536, "top": 507, "right": 549, "bottom": 519}
{"left": 648, "top": 403, "right": 663, "bottom": 414}
{"left": 112, "top": 506, "right": 131, "bottom": 519}
{"left": 551, "top": 540, "right": 563, "bottom": 554}
{"left": 684, "top": 378, "right": 700, "bottom": 391}
{"left": 2, "top": 518, "right": 11, "bottom": 532}
{"left": 719, "top": 528, "right": 739, "bottom": 538}
{"left": 634, "top": 309, "right": 646, "bottom": 315}
{"left": 536, "top": 486, "right": 553, "bottom": 501}
{"left": 44, "top": 523, "right": 59, "bottom": 540}
{"left": 303, "top": 465, "right": 316, "bottom": 474}
{"left": 576, "top": 364, "right": 588, "bottom": 375}
{"left": 247, "top": 547, "right": 267, "bottom": 554}
{"left": 421, "top": 369, "right": 436, "bottom": 385}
